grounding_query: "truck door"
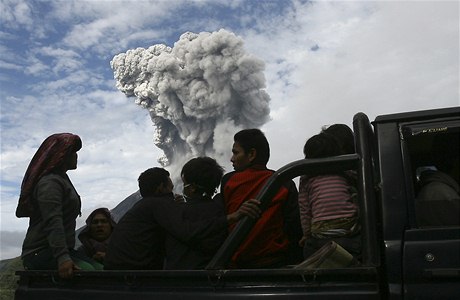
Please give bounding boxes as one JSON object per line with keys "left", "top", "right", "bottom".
{"left": 400, "top": 119, "right": 460, "bottom": 299}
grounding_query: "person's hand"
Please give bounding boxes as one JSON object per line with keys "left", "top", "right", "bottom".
{"left": 93, "top": 251, "right": 106, "bottom": 263}
{"left": 298, "top": 236, "right": 307, "bottom": 247}
{"left": 58, "top": 259, "right": 80, "bottom": 279}
{"left": 174, "top": 193, "right": 186, "bottom": 203}
{"left": 227, "top": 199, "right": 262, "bottom": 224}
{"left": 238, "top": 199, "right": 262, "bottom": 219}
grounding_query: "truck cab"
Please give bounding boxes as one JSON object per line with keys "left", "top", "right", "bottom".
{"left": 373, "top": 107, "right": 460, "bottom": 298}
{"left": 15, "top": 107, "right": 460, "bottom": 299}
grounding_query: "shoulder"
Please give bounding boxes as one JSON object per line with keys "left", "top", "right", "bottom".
{"left": 310, "top": 174, "right": 348, "bottom": 184}
{"left": 35, "top": 173, "right": 69, "bottom": 191}
{"left": 419, "top": 181, "right": 460, "bottom": 201}
{"left": 139, "top": 194, "right": 177, "bottom": 208}
{"left": 38, "top": 173, "right": 66, "bottom": 184}
{"left": 184, "top": 199, "right": 224, "bottom": 214}
{"left": 221, "top": 171, "right": 237, "bottom": 187}
{"left": 223, "top": 167, "right": 272, "bottom": 180}
{"left": 222, "top": 171, "right": 237, "bottom": 181}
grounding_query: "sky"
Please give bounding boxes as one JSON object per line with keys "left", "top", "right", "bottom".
{"left": 0, "top": 0, "right": 458, "bottom": 260}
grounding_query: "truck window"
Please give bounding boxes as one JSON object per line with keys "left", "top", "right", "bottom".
{"left": 402, "top": 121, "right": 460, "bottom": 228}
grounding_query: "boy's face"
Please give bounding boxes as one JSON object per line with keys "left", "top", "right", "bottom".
{"left": 231, "top": 142, "right": 254, "bottom": 171}
{"left": 89, "top": 213, "right": 112, "bottom": 242}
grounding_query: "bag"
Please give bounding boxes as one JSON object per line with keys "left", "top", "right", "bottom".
{"left": 294, "top": 241, "right": 355, "bottom": 269}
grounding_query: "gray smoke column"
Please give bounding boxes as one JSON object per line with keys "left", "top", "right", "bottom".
{"left": 111, "top": 29, "right": 270, "bottom": 176}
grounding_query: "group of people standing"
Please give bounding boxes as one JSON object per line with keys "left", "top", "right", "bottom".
{"left": 17, "top": 125, "right": 362, "bottom": 278}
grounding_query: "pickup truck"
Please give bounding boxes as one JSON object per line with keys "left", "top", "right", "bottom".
{"left": 15, "top": 106, "right": 460, "bottom": 299}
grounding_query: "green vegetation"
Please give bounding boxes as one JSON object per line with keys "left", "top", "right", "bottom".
{"left": 0, "top": 257, "right": 22, "bottom": 300}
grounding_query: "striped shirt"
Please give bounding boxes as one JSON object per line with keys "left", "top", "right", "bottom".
{"left": 298, "top": 174, "right": 358, "bottom": 238}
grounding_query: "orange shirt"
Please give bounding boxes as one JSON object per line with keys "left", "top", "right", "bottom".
{"left": 222, "top": 166, "right": 300, "bottom": 268}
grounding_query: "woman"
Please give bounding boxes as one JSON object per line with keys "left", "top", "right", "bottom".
{"left": 17, "top": 133, "right": 101, "bottom": 279}
{"left": 77, "top": 208, "right": 116, "bottom": 265}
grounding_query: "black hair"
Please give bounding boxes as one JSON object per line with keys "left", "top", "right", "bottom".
{"left": 322, "top": 124, "right": 355, "bottom": 154}
{"left": 86, "top": 207, "right": 116, "bottom": 228}
{"left": 303, "top": 132, "right": 341, "bottom": 159}
{"left": 234, "top": 128, "right": 270, "bottom": 166}
{"left": 138, "top": 167, "right": 170, "bottom": 197}
{"left": 181, "top": 157, "right": 224, "bottom": 197}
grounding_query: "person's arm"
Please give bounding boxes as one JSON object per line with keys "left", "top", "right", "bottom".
{"left": 153, "top": 197, "right": 261, "bottom": 244}
{"left": 297, "top": 176, "right": 311, "bottom": 243}
{"left": 226, "top": 199, "right": 261, "bottom": 224}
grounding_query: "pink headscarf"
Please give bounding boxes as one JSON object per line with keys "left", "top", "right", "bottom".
{"left": 16, "top": 133, "right": 82, "bottom": 218}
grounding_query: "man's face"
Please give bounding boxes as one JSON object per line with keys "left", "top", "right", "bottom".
{"left": 231, "top": 142, "right": 253, "bottom": 171}
{"left": 65, "top": 151, "right": 78, "bottom": 170}
{"left": 89, "top": 213, "right": 112, "bottom": 242}
{"left": 165, "top": 177, "right": 174, "bottom": 193}
{"left": 153, "top": 176, "right": 174, "bottom": 196}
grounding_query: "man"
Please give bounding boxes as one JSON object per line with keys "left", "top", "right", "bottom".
{"left": 105, "top": 167, "right": 259, "bottom": 270}
{"left": 221, "top": 129, "right": 303, "bottom": 268}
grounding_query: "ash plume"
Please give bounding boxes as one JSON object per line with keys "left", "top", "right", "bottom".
{"left": 111, "top": 29, "right": 271, "bottom": 178}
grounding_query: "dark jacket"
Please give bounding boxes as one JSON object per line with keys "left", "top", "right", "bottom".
{"left": 104, "top": 193, "right": 229, "bottom": 270}
{"left": 21, "top": 173, "right": 81, "bottom": 265}
{"left": 164, "top": 194, "right": 227, "bottom": 269}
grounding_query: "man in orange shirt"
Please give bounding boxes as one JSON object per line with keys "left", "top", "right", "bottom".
{"left": 221, "top": 129, "right": 303, "bottom": 268}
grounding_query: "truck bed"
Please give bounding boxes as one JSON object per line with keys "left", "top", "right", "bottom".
{"left": 15, "top": 267, "right": 380, "bottom": 300}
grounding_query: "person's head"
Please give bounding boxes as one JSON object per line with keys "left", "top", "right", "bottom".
{"left": 86, "top": 208, "right": 115, "bottom": 242}
{"left": 231, "top": 128, "right": 270, "bottom": 171}
{"left": 38, "top": 133, "right": 82, "bottom": 173}
{"left": 181, "top": 157, "right": 224, "bottom": 199}
{"left": 138, "top": 167, "right": 173, "bottom": 197}
{"left": 16, "top": 133, "right": 82, "bottom": 218}
{"left": 322, "top": 124, "right": 355, "bottom": 154}
{"left": 303, "top": 132, "right": 341, "bottom": 159}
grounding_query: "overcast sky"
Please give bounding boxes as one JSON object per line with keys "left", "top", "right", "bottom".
{"left": 1, "top": 0, "right": 458, "bottom": 260}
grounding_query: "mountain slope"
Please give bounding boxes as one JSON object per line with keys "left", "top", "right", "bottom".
{"left": 0, "top": 257, "right": 22, "bottom": 300}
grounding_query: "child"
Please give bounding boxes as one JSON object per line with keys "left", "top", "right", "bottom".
{"left": 298, "top": 131, "right": 360, "bottom": 259}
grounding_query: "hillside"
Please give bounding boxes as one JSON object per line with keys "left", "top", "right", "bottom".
{"left": 0, "top": 256, "right": 22, "bottom": 300}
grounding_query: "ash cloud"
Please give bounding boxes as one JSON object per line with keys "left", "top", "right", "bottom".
{"left": 111, "top": 29, "right": 271, "bottom": 176}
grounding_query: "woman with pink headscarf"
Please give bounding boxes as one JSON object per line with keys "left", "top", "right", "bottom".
{"left": 17, "top": 133, "right": 101, "bottom": 279}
